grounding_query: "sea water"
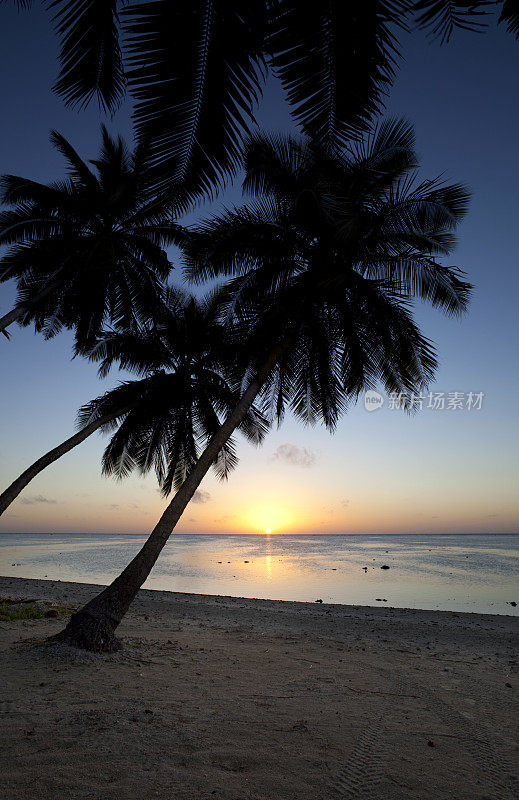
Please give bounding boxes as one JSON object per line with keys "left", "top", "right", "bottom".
{"left": 0, "top": 533, "right": 517, "bottom": 615}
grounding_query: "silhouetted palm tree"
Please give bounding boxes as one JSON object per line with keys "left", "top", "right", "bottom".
{"left": 0, "top": 125, "right": 185, "bottom": 344}
{"left": 48, "top": 287, "right": 266, "bottom": 650}
{"left": 185, "top": 119, "right": 472, "bottom": 424}
{"left": 81, "top": 288, "right": 267, "bottom": 491}
{"left": 54, "top": 119, "right": 472, "bottom": 651}
{"left": 11, "top": 1, "right": 511, "bottom": 195}
{"left": 0, "top": 289, "right": 266, "bottom": 518}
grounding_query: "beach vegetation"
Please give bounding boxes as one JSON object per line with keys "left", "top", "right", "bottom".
{"left": 0, "top": 599, "right": 72, "bottom": 621}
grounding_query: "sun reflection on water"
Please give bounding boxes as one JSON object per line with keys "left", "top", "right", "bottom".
{"left": 264, "top": 533, "right": 272, "bottom": 580}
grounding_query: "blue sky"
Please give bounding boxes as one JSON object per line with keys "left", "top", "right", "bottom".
{"left": 0, "top": 5, "right": 517, "bottom": 534}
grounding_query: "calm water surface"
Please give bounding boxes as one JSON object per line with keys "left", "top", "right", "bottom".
{"left": 0, "top": 533, "right": 517, "bottom": 615}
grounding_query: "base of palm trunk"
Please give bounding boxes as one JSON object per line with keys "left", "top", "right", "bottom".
{"left": 48, "top": 609, "right": 121, "bottom": 653}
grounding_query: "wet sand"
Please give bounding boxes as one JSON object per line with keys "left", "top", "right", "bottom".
{"left": 1, "top": 576, "right": 517, "bottom": 800}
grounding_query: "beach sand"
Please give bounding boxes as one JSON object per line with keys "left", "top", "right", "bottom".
{"left": 0, "top": 576, "right": 517, "bottom": 800}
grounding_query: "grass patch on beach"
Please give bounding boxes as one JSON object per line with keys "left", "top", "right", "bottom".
{"left": 0, "top": 598, "right": 76, "bottom": 621}
{"left": 0, "top": 602, "right": 48, "bottom": 621}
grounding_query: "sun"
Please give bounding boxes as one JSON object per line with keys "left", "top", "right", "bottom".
{"left": 246, "top": 505, "right": 292, "bottom": 533}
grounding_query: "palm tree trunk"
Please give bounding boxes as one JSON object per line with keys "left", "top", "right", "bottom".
{"left": 0, "top": 306, "right": 24, "bottom": 334}
{"left": 50, "top": 345, "right": 285, "bottom": 652}
{"left": 0, "top": 410, "right": 130, "bottom": 517}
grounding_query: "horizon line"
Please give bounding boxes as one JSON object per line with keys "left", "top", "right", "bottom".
{"left": 0, "top": 531, "right": 518, "bottom": 537}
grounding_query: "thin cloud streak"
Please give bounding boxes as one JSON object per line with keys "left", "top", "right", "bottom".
{"left": 20, "top": 495, "right": 57, "bottom": 505}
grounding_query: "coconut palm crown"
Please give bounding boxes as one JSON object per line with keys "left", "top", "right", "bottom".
{"left": 37, "top": 1, "right": 515, "bottom": 196}
{"left": 184, "top": 118, "right": 473, "bottom": 428}
{"left": 77, "top": 288, "right": 268, "bottom": 496}
{"left": 0, "top": 125, "right": 186, "bottom": 346}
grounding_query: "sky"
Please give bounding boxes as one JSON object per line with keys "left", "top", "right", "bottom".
{"left": 0, "top": 5, "right": 518, "bottom": 535}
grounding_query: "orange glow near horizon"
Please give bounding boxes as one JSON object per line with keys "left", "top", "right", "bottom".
{"left": 245, "top": 505, "right": 294, "bottom": 534}
{"left": 2, "top": 462, "right": 518, "bottom": 536}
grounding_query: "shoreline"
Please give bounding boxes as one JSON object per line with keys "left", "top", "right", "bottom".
{"left": 1, "top": 574, "right": 518, "bottom": 621}
{"left": 1, "top": 576, "right": 518, "bottom": 799}
{"left": 1, "top": 572, "right": 517, "bottom": 618}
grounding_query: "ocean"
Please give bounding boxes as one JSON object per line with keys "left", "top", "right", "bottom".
{"left": 0, "top": 533, "right": 517, "bottom": 615}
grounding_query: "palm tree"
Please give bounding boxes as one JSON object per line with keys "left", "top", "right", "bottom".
{"left": 47, "top": 287, "right": 266, "bottom": 651}
{"left": 79, "top": 288, "right": 267, "bottom": 493}
{"left": 0, "top": 288, "right": 265, "bottom": 517}
{"left": 0, "top": 125, "right": 186, "bottom": 344}
{"left": 53, "top": 119, "right": 472, "bottom": 651}
{"left": 12, "top": 1, "right": 512, "bottom": 196}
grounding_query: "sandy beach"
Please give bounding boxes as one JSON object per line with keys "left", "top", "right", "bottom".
{"left": 1, "top": 576, "right": 517, "bottom": 800}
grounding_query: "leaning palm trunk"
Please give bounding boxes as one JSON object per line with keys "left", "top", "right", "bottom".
{"left": 51, "top": 346, "right": 284, "bottom": 652}
{"left": 0, "top": 409, "right": 130, "bottom": 517}
{"left": 0, "top": 306, "right": 24, "bottom": 334}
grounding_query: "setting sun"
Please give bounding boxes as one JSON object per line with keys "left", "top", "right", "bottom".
{"left": 246, "top": 505, "right": 293, "bottom": 533}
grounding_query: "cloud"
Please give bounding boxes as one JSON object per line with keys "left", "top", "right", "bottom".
{"left": 192, "top": 490, "right": 211, "bottom": 504}
{"left": 322, "top": 498, "right": 350, "bottom": 515}
{"left": 214, "top": 514, "right": 236, "bottom": 523}
{"left": 486, "top": 513, "right": 500, "bottom": 518}
{"left": 271, "top": 443, "right": 317, "bottom": 468}
{"left": 108, "top": 504, "right": 119, "bottom": 510}
{"left": 20, "top": 495, "right": 57, "bottom": 505}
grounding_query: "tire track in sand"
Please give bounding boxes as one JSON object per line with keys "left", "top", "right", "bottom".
{"left": 407, "top": 675, "right": 518, "bottom": 800}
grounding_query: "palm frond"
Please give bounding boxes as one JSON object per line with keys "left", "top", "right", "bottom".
{"left": 49, "top": 129, "right": 98, "bottom": 188}
{"left": 343, "top": 117, "right": 418, "bottom": 185}
{"left": 48, "top": 0, "right": 125, "bottom": 111}
{"left": 266, "top": 1, "right": 404, "bottom": 148}
{"left": 76, "top": 378, "right": 147, "bottom": 430}
{"left": 212, "top": 436, "right": 239, "bottom": 482}
{"left": 123, "top": 0, "right": 267, "bottom": 195}
{"left": 243, "top": 132, "right": 307, "bottom": 199}
{"left": 499, "top": 0, "right": 519, "bottom": 39}
{"left": 360, "top": 256, "right": 471, "bottom": 316}
{"left": 0, "top": 212, "right": 65, "bottom": 248}
{"left": 183, "top": 199, "right": 292, "bottom": 283}
{"left": 0, "top": 174, "right": 74, "bottom": 207}
{"left": 3, "top": 1, "right": 35, "bottom": 8}
{"left": 412, "top": 0, "right": 491, "bottom": 43}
